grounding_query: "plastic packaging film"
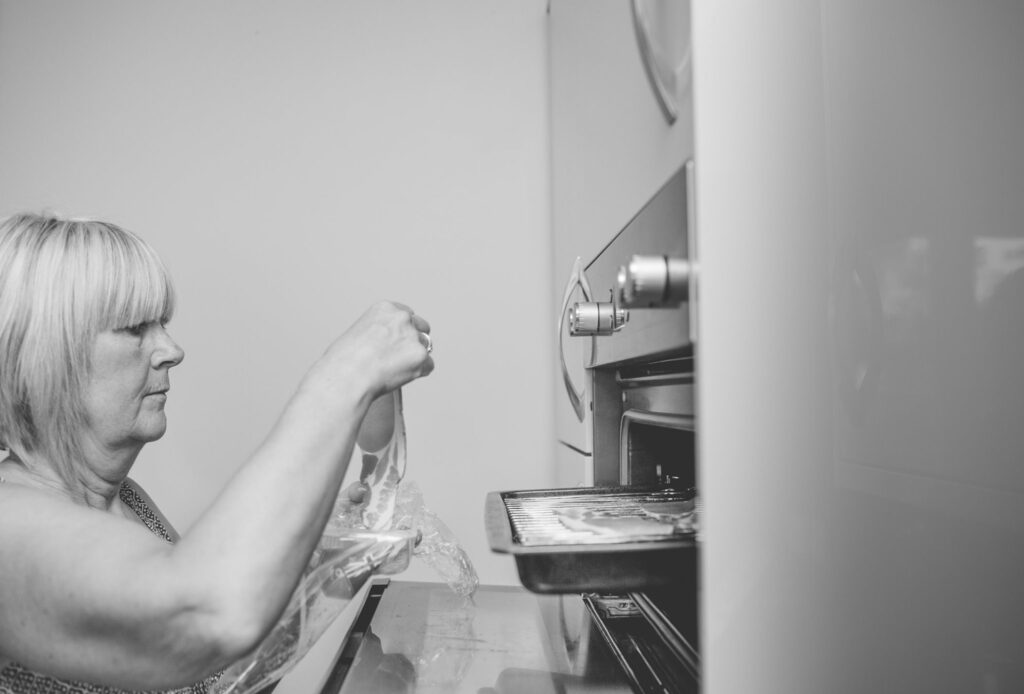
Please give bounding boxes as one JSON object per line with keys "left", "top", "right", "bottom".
{"left": 211, "top": 389, "right": 478, "bottom": 693}
{"left": 209, "top": 529, "right": 416, "bottom": 694}
{"left": 329, "top": 389, "right": 479, "bottom": 597}
{"left": 390, "top": 480, "right": 479, "bottom": 597}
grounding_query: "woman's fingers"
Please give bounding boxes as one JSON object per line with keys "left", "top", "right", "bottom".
{"left": 410, "top": 312, "right": 431, "bottom": 335}
{"left": 420, "top": 353, "right": 435, "bottom": 378}
{"left": 383, "top": 302, "right": 433, "bottom": 361}
{"left": 330, "top": 301, "right": 437, "bottom": 395}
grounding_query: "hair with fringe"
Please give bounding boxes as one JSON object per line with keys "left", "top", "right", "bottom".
{"left": 0, "top": 213, "right": 176, "bottom": 488}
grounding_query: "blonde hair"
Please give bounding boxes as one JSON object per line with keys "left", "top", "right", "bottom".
{"left": 0, "top": 213, "right": 176, "bottom": 486}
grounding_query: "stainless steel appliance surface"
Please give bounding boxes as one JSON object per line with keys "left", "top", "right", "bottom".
{"left": 489, "top": 162, "right": 699, "bottom": 693}
{"left": 316, "top": 579, "right": 633, "bottom": 694}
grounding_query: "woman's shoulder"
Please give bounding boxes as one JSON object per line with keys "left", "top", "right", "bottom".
{"left": 0, "top": 477, "right": 73, "bottom": 519}
{"left": 0, "top": 482, "right": 149, "bottom": 576}
{"left": 0, "top": 476, "right": 178, "bottom": 546}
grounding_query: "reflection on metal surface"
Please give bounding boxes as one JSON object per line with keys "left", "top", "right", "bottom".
{"left": 559, "top": 257, "right": 595, "bottom": 421}
{"left": 818, "top": 2, "right": 1024, "bottom": 690}
{"left": 330, "top": 582, "right": 634, "bottom": 694}
{"left": 975, "top": 237, "right": 1024, "bottom": 305}
{"left": 829, "top": 235, "right": 883, "bottom": 425}
{"left": 336, "top": 582, "right": 477, "bottom": 694}
{"left": 630, "top": 0, "right": 691, "bottom": 124}
{"left": 342, "top": 628, "right": 416, "bottom": 694}
{"left": 405, "top": 600, "right": 477, "bottom": 689}
{"left": 877, "top": 237, "right": 929, "bottom": 326}
{"left": 832, "top": 229, "right": 1024, "bottom": 497}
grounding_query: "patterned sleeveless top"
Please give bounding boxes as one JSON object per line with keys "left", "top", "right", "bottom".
{"left": 0, "top": 483, "right": 221, "bottom": 694}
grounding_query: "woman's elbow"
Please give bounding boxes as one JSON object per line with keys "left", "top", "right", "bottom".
{"left": 187, "top": 604, "right": 269, "bottom": 671}
{"left": 162, "top": 585, "right": 272, "bottom": 680}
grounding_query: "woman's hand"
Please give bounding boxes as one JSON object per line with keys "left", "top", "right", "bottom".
{"left": 308, "top": 302, "right": 435, "bottom": 407}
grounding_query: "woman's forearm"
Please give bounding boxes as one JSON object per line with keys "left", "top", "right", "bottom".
{"left": 168, "top": 367, "right": 376, "bottom": 655}
{"left": 168, "top": 301, "right": 433, "bottom": 665}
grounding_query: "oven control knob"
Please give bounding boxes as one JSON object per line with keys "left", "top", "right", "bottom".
{"left": 568, "top": 301, "right": 629, "bottom": 336}
{"left": 618, "top": 255, "right": 691, "bottom": 307}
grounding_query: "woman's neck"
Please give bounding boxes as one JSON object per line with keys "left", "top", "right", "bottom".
{"left": 0, "top": 448, "right": 136, "bottom": 511}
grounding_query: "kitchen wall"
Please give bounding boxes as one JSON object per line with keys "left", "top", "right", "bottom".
{"left": 0, "top": 0, "right": 552, "bottom": 591}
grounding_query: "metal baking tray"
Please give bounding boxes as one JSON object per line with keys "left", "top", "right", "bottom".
{"left": 485, "top": 486, "right": 699, "bottom": 594}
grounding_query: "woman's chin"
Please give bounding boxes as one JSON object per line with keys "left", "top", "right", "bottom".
{"left": 135, "top": 414, "right": 169, "bottom": 443}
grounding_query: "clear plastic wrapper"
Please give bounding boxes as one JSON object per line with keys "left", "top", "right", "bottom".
{"left": 212, "top": 389, "right": 478, "bottom": 694}
{"left": 391, "top": 480, "right": 479, "bottom": 597}
{"left": 330, "top": 392, "right": 479, "bottom": 596}
{"left": 330, "top": 481, "right": 479, "bottom": 597}
{"left": 209, "top": 529, "right": 417, "bottom": 694}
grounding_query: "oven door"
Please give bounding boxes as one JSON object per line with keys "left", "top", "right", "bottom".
{"left": 310, "top": 579, "right": 635, "bottom": 694}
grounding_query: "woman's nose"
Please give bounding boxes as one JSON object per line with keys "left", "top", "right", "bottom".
{"left": 151, "top": 325, "right": 185, "bottom": 368}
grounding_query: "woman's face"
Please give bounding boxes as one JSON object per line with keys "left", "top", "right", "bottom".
{"left": 80, "top": 321, "right": 185, "bottom": 455}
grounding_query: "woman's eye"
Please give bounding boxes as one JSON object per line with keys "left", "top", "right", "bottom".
{"left": 121, "top": 322, "right": 147, "bottom": 337}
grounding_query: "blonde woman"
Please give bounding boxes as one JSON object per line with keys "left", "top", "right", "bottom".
{"left": 0, "top": 213, "right": 434, "bottom": 692}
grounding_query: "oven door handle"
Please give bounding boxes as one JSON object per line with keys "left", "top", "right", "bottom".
{"left": 558, "top": 257, "right": 594, "bottom": 422}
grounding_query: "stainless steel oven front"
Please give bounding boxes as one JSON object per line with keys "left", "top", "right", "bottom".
{"left": 487, "top": 162, "right": 700, "bottom": 693}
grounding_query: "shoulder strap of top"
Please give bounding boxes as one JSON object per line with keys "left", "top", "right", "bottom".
{"left": 118, "top": 483, "right": 174, "bottom": 544}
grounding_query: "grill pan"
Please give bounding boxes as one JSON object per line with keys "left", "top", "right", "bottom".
{"left": 485, "top": 486, "right": 698, "bottom": 593}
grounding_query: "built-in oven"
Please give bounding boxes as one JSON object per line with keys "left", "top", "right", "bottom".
{"left": 487, "top": 162, "right": 699, "bottom": 693}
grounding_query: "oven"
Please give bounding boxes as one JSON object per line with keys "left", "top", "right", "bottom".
{"left": 486, "top": 162, "right": 699, "bottom": 693}
{"left": 308, "top": 164, "right": 696, "bottom": 694}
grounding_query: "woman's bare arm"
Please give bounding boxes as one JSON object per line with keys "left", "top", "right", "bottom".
{"left": 0, "top": 302, "right": 432, "bottom": 689}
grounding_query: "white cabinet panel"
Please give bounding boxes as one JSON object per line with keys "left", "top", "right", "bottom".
{"left": 695, "top": 1, "right": 1024, "bottom": 691}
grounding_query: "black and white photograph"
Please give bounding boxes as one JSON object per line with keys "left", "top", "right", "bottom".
{"left": 0, "top": 2, "right": 1022, "bottom": 693}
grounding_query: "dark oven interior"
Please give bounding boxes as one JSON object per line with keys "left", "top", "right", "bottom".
{"left": 586, "top": 353, "right": 700, "bottom": 692}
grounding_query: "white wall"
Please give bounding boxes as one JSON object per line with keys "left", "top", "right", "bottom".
{"left": 0, "top": 0, "right": 553, "bottom": 595}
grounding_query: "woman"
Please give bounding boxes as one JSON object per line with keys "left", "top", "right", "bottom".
{"left": 0, "top": 213, "right": 434, "bottom": 692}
